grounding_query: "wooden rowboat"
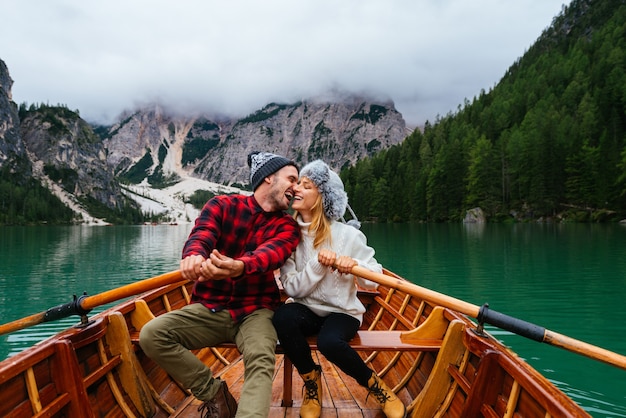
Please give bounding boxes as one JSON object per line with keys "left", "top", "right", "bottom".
{"left": 1, "top": 267, "right": 621, "bottom": 417}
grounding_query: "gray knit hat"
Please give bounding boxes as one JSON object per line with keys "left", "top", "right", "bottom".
{"left": 248, "top": 151, "right": 297, "bottom": 191}
{"left": 300, "top": 160, "right": 347, "bottom": 221}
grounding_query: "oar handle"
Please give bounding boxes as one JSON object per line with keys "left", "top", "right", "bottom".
{"left": 351, "top": 265, "right": 626, "bottom": 371}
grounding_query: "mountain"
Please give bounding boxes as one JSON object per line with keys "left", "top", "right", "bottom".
{"left": 103, "top": 98, "right": 408, "bottom": 188}
{"left": 0, "top": 60, "right": 28, "bottom": 175}
{"left": 0, "top": 60, "right": 409, "bottom": 225}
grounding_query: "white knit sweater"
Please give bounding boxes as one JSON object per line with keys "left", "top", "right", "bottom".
{"left": 279, "top": 217, "right": 382, "bottom": 324}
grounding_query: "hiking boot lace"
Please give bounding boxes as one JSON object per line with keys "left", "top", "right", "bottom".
{"left": 303, "top": 378, "right": 320, "bottom": 403}
{"left": 367, "top": 379, "right": 392, "bottom": 405}
{"left": 197, "top": 400, "right": 219, "bottom": 418}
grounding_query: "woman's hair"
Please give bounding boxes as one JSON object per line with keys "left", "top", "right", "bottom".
{"left": 294, "top": 184, "right": 332, "bottom": 248}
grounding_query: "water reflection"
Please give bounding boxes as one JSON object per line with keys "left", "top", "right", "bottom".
{"left": 462, "top": 221, "right": 486, "bottom": 238}
{"left": 0, "top": 225, "right": 193, "bottom": 360}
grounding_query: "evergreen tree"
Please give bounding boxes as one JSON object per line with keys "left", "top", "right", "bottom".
{"left": 343, "top": 0, "right": 626, "bottom": 223}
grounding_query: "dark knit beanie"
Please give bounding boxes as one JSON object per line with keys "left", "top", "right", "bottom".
{"left": 247, "top": 152, "right": 297, "bottom": 191}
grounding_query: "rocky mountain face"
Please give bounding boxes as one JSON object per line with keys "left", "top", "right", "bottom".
{"left": 20, "top": 106, "right": 124, "bottom": 211}
{"left": 104, "top": 98, "right": 408, "bottom": 188}
{"left": 0, "top": 60, "right": 29, "bottom": 175}
{"left": 0, "top": 58, "right": 410, "bottom": 223}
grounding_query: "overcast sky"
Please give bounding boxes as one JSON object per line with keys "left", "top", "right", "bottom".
{"left": 1, "top": 1, "right": 567, "bottom": 127}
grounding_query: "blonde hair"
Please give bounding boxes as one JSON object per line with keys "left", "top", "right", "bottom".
{"left": 294, "top": 190, "right": 332, "bottom": 249}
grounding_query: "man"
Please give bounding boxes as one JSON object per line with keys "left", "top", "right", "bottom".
{"left": 140, "top": 151, "right": 300, "bottom": 418}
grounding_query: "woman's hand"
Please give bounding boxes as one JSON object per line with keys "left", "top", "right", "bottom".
{"left": 318, "top": 248, "right": 337, "bottom": 267}
{"left": 334, "top": 255, "right": 357, "bottom": 274}
{"left": 318, "top": 249, "right": 357, "bottom": 274}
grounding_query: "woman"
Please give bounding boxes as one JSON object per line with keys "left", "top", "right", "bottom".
{"left": 273, "top": 160, "right": 406, "bottom": 418}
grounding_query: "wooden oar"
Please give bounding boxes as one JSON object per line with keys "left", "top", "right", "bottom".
{"left": 352, "top": 265, "right": 626, "bottom": 371}
{"left": 0, "top": 270, "right": 184, "bottom": 337}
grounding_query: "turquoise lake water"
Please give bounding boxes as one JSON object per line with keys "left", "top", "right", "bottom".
{"left": 1, "top": 223, "right": 624, "bottom": 417}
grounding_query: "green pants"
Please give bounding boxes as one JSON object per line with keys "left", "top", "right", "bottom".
{"left": 139, "top": 303, "right": 277, "bottom": 418}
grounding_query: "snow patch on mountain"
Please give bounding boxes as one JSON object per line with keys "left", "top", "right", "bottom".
{"left": 122, "top": 176, "right": 249, "bottom": 224}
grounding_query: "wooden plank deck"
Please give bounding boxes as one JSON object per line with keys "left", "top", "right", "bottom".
{"left": 171, "top": 351, "right": 393, "bottom": 417}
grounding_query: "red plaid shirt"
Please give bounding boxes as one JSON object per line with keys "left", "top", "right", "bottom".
{"left": 182, "top": 194, "right": 300, "bottom": 322}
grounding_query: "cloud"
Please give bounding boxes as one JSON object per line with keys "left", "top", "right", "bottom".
{"left": 1, "top": 0, "right": 566, "bottom": 126}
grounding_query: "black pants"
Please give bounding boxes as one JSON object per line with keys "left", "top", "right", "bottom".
{"left": 272, "top": 302, "right": 373, "bottom": 387}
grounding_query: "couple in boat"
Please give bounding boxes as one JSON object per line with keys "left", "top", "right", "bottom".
{"left": 139, "top": 152, "right": 406, "bottom": 418}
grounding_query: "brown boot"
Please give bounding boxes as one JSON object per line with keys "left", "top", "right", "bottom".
{"left": 299, "top": 365, "right": 322, "bottom": 418}
{"left": 366, "top": 372, "right": 406, "bottom": 418}
{"left": 197, "top": 379, "right": 238, "bottom": 418}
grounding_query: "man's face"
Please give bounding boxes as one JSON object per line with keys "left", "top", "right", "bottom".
{"left": 267, "top": 165, "right": 299, "bottom": 210}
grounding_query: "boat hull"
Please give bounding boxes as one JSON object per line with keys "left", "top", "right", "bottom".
{"left": 0, "top": 270, "right": 589, "bottom": 417}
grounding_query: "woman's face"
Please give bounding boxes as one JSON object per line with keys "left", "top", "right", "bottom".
{"left": 291, "top": 176, "right": 320, "bottom": 220}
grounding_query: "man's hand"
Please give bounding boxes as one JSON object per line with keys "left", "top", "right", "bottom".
{"left": 198, "top": 249, "right": 245, "bottom": 281}
{"left": 180, "top": 251, "right": 244, "bottom": 282}
{"left": 180, "top": 254, "right": 205, "bottom": 281}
